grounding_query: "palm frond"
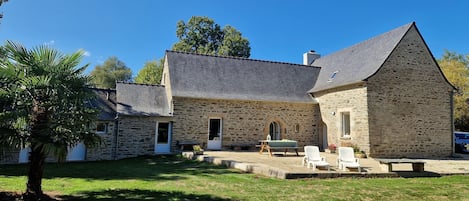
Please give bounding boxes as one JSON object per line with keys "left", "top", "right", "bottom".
{"left": 4, "top": 41, "right": 33, "bottom": 66}
{"left": 0, "top": 41, "right": 100, "bottom": 160}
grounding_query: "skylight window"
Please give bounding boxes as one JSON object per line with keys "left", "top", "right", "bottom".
{"left": 328, "top": 71, "right": 339, "bottom": 82}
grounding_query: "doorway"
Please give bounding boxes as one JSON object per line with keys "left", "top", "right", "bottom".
{"left": 155, "top": 122, "right": 172, "bottom": 153}
{"left": 207, "top": 118, "right": 222, "bottom": 150}
{"left": 67, "top": 142, "right": 86, "bottom": 161}
{"left": 269, "top": 121, "right": 281, "bottom": 140}
{"left": 322, "top": 123, "right": 328, "bottom": 150}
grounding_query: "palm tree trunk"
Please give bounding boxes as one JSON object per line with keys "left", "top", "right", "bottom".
{"left": 23, "top": 144, "right": 46, "bottom": 201}
{"left": 23, "top": 99, "right": 48, "bottom": 201}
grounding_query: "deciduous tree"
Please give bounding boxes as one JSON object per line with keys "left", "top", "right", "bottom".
{"left": 135, "top": 59, "right": 163, "bottom": 84}
{"left": 0, "top": 41, "right": 100, "bottom": 200}
{"left": 438, "top": 50, "right": 469, "bottom": 130}
{"left": 90, "top": 56, "right": 132, "bottom": 88}
{"left": 0, "top": 0, "right": 8, "bottom": 20}
{"left": 172, "top": 16, "right": 251, "bottom": 58}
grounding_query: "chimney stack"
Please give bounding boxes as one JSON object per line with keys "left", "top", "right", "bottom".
{"left": 303, "top": 50, "right": 320, "bottom": 65}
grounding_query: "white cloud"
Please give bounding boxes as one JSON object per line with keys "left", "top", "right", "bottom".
{"left": 83, "top": 50, "right": 91, "bottom": 57}
{"left": 44, "top": 40, "right": 55, "bottom": 46}
{"left": 78, "top": 48, "right": 91, "bottom": 57}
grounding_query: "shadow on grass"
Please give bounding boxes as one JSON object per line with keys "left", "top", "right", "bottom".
{"left": 0, "top": 190, "right": 237, "bottom": 201}
{"left": 59, "top": 189, "right": 237, "bottom": 201}
{"left": 394, "top": 171, "right": 442, "bottom": 178}
{"left": 0, "top": 191, "right": 58, "bottom": 201}
{"left": 0, "top": 155, "right": 237, "bottom": 181}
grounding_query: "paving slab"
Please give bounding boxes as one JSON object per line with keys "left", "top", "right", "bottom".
{"left": 182, "top": 151, "right": 469, "bottom": 179}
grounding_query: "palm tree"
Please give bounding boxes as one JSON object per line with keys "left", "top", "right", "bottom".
{"left": 0, "top": 41, "right": 100, "bottom": 200}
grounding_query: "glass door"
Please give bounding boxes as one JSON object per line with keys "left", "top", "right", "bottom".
{"left": 207, "top": 118, "right": 222, "bottom": 150}
{"left": 155, "top": 122, "right": 171, "bottom": 153}
{"left": 269, "top": 121, "right": 281, "bottom": 140}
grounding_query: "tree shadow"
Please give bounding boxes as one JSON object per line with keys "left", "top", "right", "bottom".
{"left": 59, "top": 189, "right": 237, "bottom": 201}
{"left": 0, "top": 191, "right": 58, "bottom": 201}
{"left": 0, "top": 190, "right": 238, "bottom": 201}
{"left": 0, "top": 155, "right": 237, "bottom": 181}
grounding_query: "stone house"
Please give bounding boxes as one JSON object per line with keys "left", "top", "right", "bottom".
{"left": 309, "top": 22, "right": 454, "bottom": 157}
{"left": 0, "top": 22, "right": 455, "bottom": 163}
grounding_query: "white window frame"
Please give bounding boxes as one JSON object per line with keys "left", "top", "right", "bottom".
{"left": 96, "top": 122, "right": 108, "bottom": 134}
{"left": 341, "top": 112, "right": 351, "bottom": 138}
{"left": 208, "top": 117, "right": 223, "bottom": 141}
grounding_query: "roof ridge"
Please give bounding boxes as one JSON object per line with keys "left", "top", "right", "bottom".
{"left": 117, "top": 81, "right": 165, "bottom": 87}
{"left": 166, "top": 50, "right": 321, "bottom": 69}
{"left": 89, "top": 87, "right": 117, "bottom": 91}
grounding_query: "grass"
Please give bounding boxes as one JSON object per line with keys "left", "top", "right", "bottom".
{"left": 1, "top": 155, "right": 469, "bottom": 200}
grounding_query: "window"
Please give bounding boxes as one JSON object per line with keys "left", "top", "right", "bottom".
{"left": 269, "top": 122, "right": 281, "bottom": 140}
{"left": 294, "top": 124, "right": 300, "bottom": 133}
{"left": 328, "top": 71, "right": 339, "bottom": 82}
{"left": 157, "top": 122, "right": 169, "bottom": 144}
{"left": 341, "top": 112, "right": 351, "bottom": 138}
{"left": 96, "top": 122, "right": 108, "bottom": 134}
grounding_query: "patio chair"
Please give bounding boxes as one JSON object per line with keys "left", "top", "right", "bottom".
{"left": 302, "top": 146, "right": 330, "bottom": 171}
{"left": 337, "top": 147, "right": 361, "bottom": 172}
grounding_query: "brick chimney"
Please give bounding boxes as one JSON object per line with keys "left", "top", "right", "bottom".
{"left": 303, "top": 50, "right": 320, "bottom": 65}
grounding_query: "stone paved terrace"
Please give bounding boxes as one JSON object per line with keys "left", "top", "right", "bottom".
{"left": 182, "top": 151, "right": 469, "bottom": 179}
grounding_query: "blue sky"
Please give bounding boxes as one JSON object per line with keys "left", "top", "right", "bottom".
{"left": 1, "top": 0, "right": 468, "bottom": 76}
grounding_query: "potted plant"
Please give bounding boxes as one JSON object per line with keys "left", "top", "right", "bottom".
{"left": 351, "top": 144, "right": 367, "bottom": 158}
{"left": 192, "top": 145, "right": 204, "bottom": 155}
{"left": 328, "top": 144, "right": 337, "bottom": 153}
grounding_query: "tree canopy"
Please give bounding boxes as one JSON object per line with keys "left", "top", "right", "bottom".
{"left": 134, "top": 59, "right": 163, "bottom": 85}
{"left": 172, "top": 16, "right": 251, "bottom": 58}
{"left": 90, "top": 56, "right": 132, "bottom": 89}
{"left": 438, "top": 50, "right": 469, "bottom": 131}
{"left": 0, "top": 0, "right": 8, "bottom": 20}
{"left": 0, "top": 41, "right": 100, "bottom": 200}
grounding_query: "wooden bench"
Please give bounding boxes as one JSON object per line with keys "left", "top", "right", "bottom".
{"left": 378, "top": 159, "right": 426, "bottom": 172}
{"left": 176, "top": 140, "right": 199, "bottom": 151}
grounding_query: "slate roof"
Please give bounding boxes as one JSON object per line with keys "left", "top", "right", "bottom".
{"left": 309, "top": 22, "right": 414, "bottom": 93}
{"left": 116, "top": 82, "right": 170, "bottom": 116}
{"left": 165, "top": 50, "right": 321, "bottom": 103}
{"left": 89, "top": 88, "right": 117, "bottom": 121}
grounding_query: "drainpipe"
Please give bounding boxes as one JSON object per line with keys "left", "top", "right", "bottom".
{"left": 113, "top": 113, "right": 119, "bottom": 160}
{"left": 450, "top": 90, "right": 455, "bottom": 156}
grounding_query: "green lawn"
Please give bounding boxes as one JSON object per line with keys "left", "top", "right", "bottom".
{"left": 1, "top": 155, "right": 469, "bottom": 201}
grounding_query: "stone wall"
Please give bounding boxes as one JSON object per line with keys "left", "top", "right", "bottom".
{"left": 366, "top": 26, "right": 454, "bottom": 158}
{"left": 115, "top": 116, "right": 173, "bottom": 159}
{"left": 314, "top": 84, "right": 371, "bottom": 153}
{"left": 171, "top": 97, "right": 321, "bottom": 150}
{"left": 86, "top": 120, "right": 116, "bottom": 161}
{"left": 0, "top": 147, "right": 19, "bottom": 164}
